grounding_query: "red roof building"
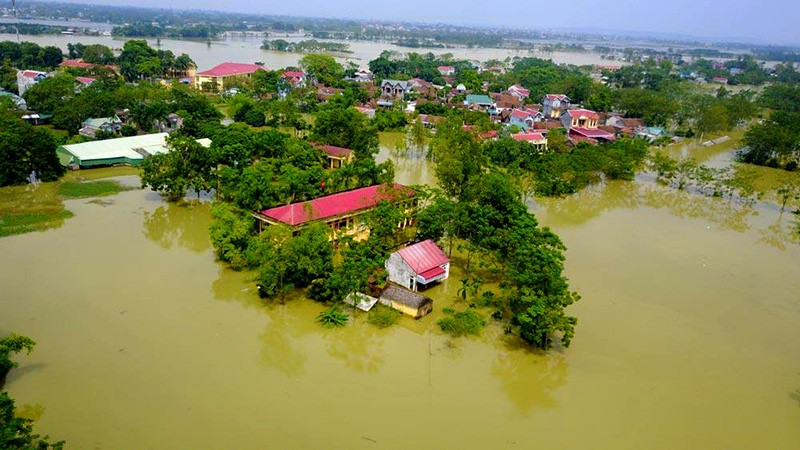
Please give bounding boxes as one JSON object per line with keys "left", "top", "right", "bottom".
{"left": 312, "top": 143, "right": 355, "bottom": 169}
{"left": 62, "top": 59, "right": 93, "bottom": 69}
{"left": 283, "top": 71, "right": 306, "bottom": 85}
{"left": 508, "top": 84, "right": 530, "bottom": 99}
{"left": 569, "top": 127, "right": 616, "bottom": 142}
{"left": 255, "top": 184, "right": 416, "bottom": 237}
{"left": 386, "top": 239, "right": 450, "bottom": 291}
{"left": 75, "top": 76, "right": 96, "bottom": 85}
{"left": 561, "top": 109, "right": 600, "bottom": 130}
{"left": 194, "top": 62, "right": 266, "bottom": 91}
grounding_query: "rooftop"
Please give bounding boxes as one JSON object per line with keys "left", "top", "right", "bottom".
{"left": 565, "top": 109, "right": 599, "bottom": 119}
{"left": 381, "top": 284, "right": 432, "bottom": 308}
{"left": 395, "top": 239, "right": 449, "bottom": 274}
{"left": 570, "top": 127, "right": 616, "bottom": 140}
{"left": 512, "top": 132, "right": 547, "bottom": 142}
{"left": 313, "top": 143, "right": 353, "bottom": 159}
{"left": 197, "top": 62, "right": 265, "bottom": 77}
{"left": 259, "top": 184, "right": 413, "bottom": 226}
{"left": 465, "top": 94, "right": 494, "bottom": 104}
{"left": 60, "top": 133, "right": 211, "bottom": 163}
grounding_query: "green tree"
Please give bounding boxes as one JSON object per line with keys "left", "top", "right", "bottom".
{"left": 0, "top": 334, "right": 36, "bottom": 381}
{"left": 0, "top": 333, "right": 64, "bottom": 449}
{"left": 23, "top": 74, "right": 76, "bottom": 113}
{"left": 299, "top": 53, "right": 343, "bottom": 86}
{"left": 140, "top": 134, "right": 218, "bottom": 200}
{"left": 312, "top": 106, "right": 379, "bottom": 158}
{"left": 81, "top": 44, "right": 115, "bottom": 65}
{"left": 0, "top": 108, "right": 65, "bottom": 186}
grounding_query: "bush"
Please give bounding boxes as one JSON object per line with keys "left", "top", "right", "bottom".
{"left": 367, "top": 304, "right": 401, "bottom": 328}
{"left": 317, "top": 307, "right": 349, "bottom": 328}
{"left": 438, "top": 308, "right": 486, "bottom": 337}
{"left": 244, "top": 108, "right": 266, "bottom": 127}
{"left": 120, "top": 124, "right": 137, "bottom": 136}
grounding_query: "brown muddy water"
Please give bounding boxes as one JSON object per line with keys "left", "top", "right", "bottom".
{"left": 2, "top": 142, "right": 800, "bottom": 449}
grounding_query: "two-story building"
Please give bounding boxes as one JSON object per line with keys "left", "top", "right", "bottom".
{"left": 562, "top": 109, "right": 616, "bottom": 143}
{"left": 438, "top": 65, "right": 455, "bottom": 76}
{"left": 508, "top": 84, "right": 530, "bottom": 101}
{"left": 508, "top": 108, "right": 543, "bottom": 131}
{"left": 511, "top": 132, "right": 549, "bottom": 152}
{"left": 17, "top": 70, "right": 48, "bottom": 96}
{"left": 542, "top": 94, "right": 571, "bottom": 119}
{"left": 380, "top": 80, "right": 410, "bottom": 98}
{"left": 194, "top": 62, "right": 266, "bottom": 91}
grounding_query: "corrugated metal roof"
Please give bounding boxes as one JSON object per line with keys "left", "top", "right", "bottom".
{"left": 395, "top": 239, "right": 449, "bottom": 274}
{"left": 260, "top": 184, "right": 413, "bottom": 226}
{"left": 60, "top": 133, "right": 211, "bottom": 163}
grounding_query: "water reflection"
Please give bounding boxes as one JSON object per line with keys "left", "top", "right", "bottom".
{"left": 491, "top": 341, "right": 569, "bottom": 415}
{"left": 15, "top": 403, "right": 46, "bottom": 422}
{"left": 142, "top": 202, "right": 211, "bottom": 252}
{"left": 325, "top": 317, "right": 386, "bottom": 373}
{"left": 758, "top": 214, "right": 800, "bottom": 251}
{"left": 539, "top": 179, "right": 758, "bottom": 234}
{"left": 258, "top": 305, "right": 309, "bottom": 379}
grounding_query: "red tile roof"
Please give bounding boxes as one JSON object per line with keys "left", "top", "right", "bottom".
{"left": 545, "top": 94, "right": 569, "bottom": 101}
{"left": 197, "top": 62, "right": 265, "bottom": 77}
{"left": 76, "top": 76, "right": 95, "bottom": 84}
{"left": 62, "top": 59, "right": 93, "bottom": 68}
{"left": 396, "top": 239, "right": 449, "bottom": 274}
{"left": 313, "top": 143, "right": 353, "bottom": 159}
{"left": 570, "top": 127, "right": 616, "bottom": 140}
{"left": 565, "top": 109, "right": 599, "bottom": 119}
{"left": 260, "top": 184, "right": 413, "bottom": 226}
{"left": 512, "top": 132, "right": 546, "bottom": 142}
{"left": 283, "top": 71, "right": 305, "bottom": 78}
{"left": 438, "top": 65, "right": 455, "bottom": 71}
{"left": 509, "top": 85, "right": 530, "bottom": 96}
{"left": 20, "top": 70, "right": 46, "bottom": 78}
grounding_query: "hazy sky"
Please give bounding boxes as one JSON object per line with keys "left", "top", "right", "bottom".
{"left": 49, "top": 0, "right": 800, "bottom": 45}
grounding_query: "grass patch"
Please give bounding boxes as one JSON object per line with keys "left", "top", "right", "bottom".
{"left": 438, "top": 307, "right": 486, "bottom": 337}
{"left": 367, "top": 304, "right": 401, "bottom": 328}
{"left": 0, "top": 210, "right": 74, "bottom": 237}
{"left": 57, "top": 180, "right": 127, "bottom": 199}
{"left": 0, "top": 166, "right": 136, "bottom": 238}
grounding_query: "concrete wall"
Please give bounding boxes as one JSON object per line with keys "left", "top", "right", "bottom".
{"left": 385, "top": 253, "right": 417, "bottom": 291}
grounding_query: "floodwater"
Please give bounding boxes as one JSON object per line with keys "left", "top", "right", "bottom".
{"left": 2, "top": 141, "right": 800, "bottom": 449}
{"left": 0, "top": 32, "right": 614, "bottom": 71}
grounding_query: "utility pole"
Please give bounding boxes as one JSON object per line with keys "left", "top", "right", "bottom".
{"left": 12, "top": 0, "right": 20, "bottom": 42}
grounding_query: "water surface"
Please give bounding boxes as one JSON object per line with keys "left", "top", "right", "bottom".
{"left": 2, "top": 147, "right": 799, "bottom": 449}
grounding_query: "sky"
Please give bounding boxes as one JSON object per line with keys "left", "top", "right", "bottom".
{"left": 43, "top": 0, "right": 800, "bottom": 46}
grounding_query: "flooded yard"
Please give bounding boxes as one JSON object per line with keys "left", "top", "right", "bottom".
{"left": 1, "top": 143, "right": 799, "bottom": 448}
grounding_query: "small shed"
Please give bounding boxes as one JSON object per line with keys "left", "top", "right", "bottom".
{"left": 385, "top": 239, "right": 450, "bottom": 292}
{"left": 380, "top": 284, "right": 433, "bottom": 319}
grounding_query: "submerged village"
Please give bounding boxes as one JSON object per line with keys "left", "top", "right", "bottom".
{"left": 1, "top": 4, "right": 800, "bottom": 448}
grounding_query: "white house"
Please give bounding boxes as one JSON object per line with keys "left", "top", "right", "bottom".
{"left": 17, "top": 70, "right": 47, "bottom": 96}
{"left": 385, "top": 239, "right": 450, "bottom": 292}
